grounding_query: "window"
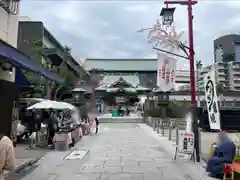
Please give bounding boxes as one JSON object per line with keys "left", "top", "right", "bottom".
{"left": 215, "top": 46, "right": 223, "bottom": 62}
{"left": 235, "top": 43, "right": 240, "bottom": 62}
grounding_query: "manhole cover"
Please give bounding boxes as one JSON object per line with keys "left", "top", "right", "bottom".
{"left": 65, "top": 149, "right": 88, "bottom": 160}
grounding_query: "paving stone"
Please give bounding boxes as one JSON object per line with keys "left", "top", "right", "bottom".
{"left": 104, "top": 160, "right": 122, "bottom": 167}
{"left": 143, "top": 172, "right": 164, "bottom": 180}
{"left": 57, "top": 173, "right": 101, "bottom": 180}
{"left": 100, "top": 173, "right": 143, "bottom": 180}
{"left": 122, "top": 166, "right": 142, "bottom": 173}
{"left": 121, "top": 161, "right": 139, "bottom": 167}
{"left": 82, "top": 161, "right": 106, "bottom": 167}
{"left": 81, "top": 166, "right": 104, "bottom": 173}
{"left": 21, "top": 123, "right": 211, "bottom": 180}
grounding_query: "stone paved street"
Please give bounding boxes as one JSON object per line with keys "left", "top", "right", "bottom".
{"left": 22, "top": 123, "right": 213, "bottom": 180}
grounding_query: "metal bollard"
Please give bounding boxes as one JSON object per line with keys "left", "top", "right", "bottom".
{"left": 168, "top": 121, "right": 172, "bottom": 140}
{"left": 175, "top": 127, "right": 179, "bottom": 145}
{"left": 161, "top": 121, "right": 164, "bottom": 136}
{"left": 198, "top": 127, "right": 202, "bottom": 155}
{"left": 153, "top": 118, "right": 156, "bottom": 131}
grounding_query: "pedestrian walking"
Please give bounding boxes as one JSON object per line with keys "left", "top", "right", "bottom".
{"left": 0, "top": 134, "right": 16, "bottom": 180}
{"left": 95, "top": 117, "right": 99, "bottom": 134}
{"left": 89, "top": 118, "right": 96, "bottom": 135}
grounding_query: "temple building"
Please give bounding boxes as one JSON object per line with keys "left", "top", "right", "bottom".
{"left": 84, "top": 58, "right": 193, "bottom": 105}
{"left": 84, "top": 59, "right": 157, "bottom": 105}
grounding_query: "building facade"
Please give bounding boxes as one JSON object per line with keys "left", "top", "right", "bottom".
{"left": 84, "top": 58, "right": 192, "bottom": 86}
{"left": 214, "top": 34, "right": 240, "bottom": 63}
{"left": 196, "top": 34, "right": 240, "bottom": 92}
{"left": 197, "top": 62, "right": 229, "bottom": 91}
{"left": 17, "top": 20, "right": 83, "bottom": 77}
{"left": 0, "top": 0, "right": 19, "bottom": 82}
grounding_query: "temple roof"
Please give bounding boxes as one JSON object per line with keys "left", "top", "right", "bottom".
{"left": 99, "top": 74, "right": 140, "bottom": 88}
{"left": 85, "top": 59, "right": 157, "bottom": 71}
{"left": 95, "top": 74, "right": 150, "bottom": 91}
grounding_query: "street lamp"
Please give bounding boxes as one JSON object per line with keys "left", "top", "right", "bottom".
{"left": 163, "top": 0, "right": 200, "bottom": 162}
{"left": 157, "top": 91, "right": 170, "bottom": 119}
{"left": 137, "top": 0, "right": 200, "bottom": 162}
{"left": 163, "top": 0, "right": 197, "bottom": 105}
{"left": 160, "top": 7, "right": 176, "bottom": 26}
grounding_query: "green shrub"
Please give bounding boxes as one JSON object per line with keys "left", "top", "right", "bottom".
{"left": 143, "top": 108, "right": 162, "bottom": 118}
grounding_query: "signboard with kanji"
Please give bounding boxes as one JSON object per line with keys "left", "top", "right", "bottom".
{"left": 178, "top": 132, "right": 194, "bottom": 155}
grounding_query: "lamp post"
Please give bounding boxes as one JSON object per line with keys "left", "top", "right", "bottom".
{"left": 137, "top": 0, "right": 200, "bottom": 162}
{"left": 162, "top": 0, "right": 197, "bottom": 105}
{"left": 161, "top": 0, "right": 200, "bottom": 162}
{"left": 196, "top": 60, "right": 202, "bottom": 106}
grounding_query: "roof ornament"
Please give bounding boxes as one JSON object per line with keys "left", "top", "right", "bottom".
{"left": 119, "top": 77, "right": 124, "bottom": 81}
{"left": 137, "top": 19, "right": 186, "bottom": 53}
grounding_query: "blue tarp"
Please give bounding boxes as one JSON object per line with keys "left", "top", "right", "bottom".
{"left": 0, "top": 40, "right": 64, "bottom": 84}
{"left": 15, "top": 68, "right": 32, "bottom": 92}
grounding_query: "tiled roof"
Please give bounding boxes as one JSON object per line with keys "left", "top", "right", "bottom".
{"left": 99, "top": 74, "right": 140, "bottom": 88}
{"left": 85, "top": 59, "right": 157, "bottom": 71}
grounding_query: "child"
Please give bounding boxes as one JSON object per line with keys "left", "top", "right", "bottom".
{"left": 95, "top": 117, "right": 99, "bottom": 134}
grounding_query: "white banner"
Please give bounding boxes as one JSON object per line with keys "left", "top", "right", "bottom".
{"left": 157, "top": 53, "right": 177, "bottom": 91}
{"left": 204, "top": 70, "right": 221, "bottom": 130}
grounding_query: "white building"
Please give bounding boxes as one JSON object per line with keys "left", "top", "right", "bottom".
{"left": 197, "top": 62, "right": 229, "bottom": 91}
{"left": 175, "top": 70, "right": 190, "bottom": 83}
{"left": 228, "top": 61, "right": 240, "bottom": 91}
{"left": 196, "top": 61, "right": 240, "bottom": 92}
{"left": 0, "top": 0, "right": 19, "bottom": 82}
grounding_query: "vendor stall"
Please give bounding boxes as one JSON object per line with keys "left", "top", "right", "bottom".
{"left": 26, "top": 100, "right": 82, "bottom": 150}
{"left": 53, "top": 130, "right": 72, "bottom": 151}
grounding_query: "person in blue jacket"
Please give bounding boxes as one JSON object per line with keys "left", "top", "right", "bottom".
{"left": 206, "top": 131, "right": 236, "bottom": 178}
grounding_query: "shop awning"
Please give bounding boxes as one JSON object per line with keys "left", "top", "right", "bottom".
{"left": 0, "top": 40, "right": 64, "bottom": 84}
{"left": 15, "top": 68, "right": 32, "bottom": 92}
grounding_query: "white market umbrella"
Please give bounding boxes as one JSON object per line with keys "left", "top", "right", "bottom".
{"left": 58, "top": 102, "right": 76, "bottom": 110}
{"left": 27, "top": 100, "right": 69, "bottom": 110}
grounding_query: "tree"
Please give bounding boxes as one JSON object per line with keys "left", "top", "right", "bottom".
{"left": 20, "top": 41, "right": 77, "bottom": 99}
{"left": 167, "top": 100, "right": 187, "bottom": 118}
{"left": 53, "top": 46, "right": 78, "bottom": 100}
{"left": 20, "top": 70, "right": 44, "bottom": 98}
{"left": 216, "top": 82, "right": 225, "bottom": 96}
{"left": 53, "top": 63, "right": 77, "bottom": 100}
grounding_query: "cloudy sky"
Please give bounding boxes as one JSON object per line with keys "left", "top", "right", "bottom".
{"left": 20, "top": 1, "right": 240, "bottom": 69}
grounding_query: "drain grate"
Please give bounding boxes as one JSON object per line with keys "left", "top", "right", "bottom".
{"left": 64, "top": 149, "right": 89, "bottom": 160}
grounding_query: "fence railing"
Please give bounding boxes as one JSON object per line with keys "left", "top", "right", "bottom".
{"left": 146, "top": 117, "right": 206, "bottom": 160}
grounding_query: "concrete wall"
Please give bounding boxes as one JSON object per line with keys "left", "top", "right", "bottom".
{"left": 0, "top": 5, "right": 19, "bottom": 82}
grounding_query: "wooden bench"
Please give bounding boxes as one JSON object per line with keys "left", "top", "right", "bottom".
{"left": 224, "top": 163, "right": 240, "bottom": 180}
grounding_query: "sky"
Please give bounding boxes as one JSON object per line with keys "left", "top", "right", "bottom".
{"left": 20, "top": 0, "right": 240, "bottom": 70}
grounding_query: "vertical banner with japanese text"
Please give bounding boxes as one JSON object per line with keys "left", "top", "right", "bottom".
{"left": 204, "top": 69, "right": 221, "bottom": 130}
{"left": 157, "top": 53, "right": 177, "bottom": 91}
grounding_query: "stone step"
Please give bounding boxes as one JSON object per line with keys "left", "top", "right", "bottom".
{"left": 99, "top": 118, "right": 144, "bottom": 123}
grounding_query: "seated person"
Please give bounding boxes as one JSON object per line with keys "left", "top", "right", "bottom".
{"left": 206, "top": 131, "right": 236, "bottom": 179}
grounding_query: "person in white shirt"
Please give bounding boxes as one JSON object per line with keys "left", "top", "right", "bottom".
{"left": 0, "top": 134, "right": 16, "bottom": 180}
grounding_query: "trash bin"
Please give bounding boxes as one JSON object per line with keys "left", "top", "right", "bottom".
{"left": 112, "top": 110, "right": 118, "bottom": 117}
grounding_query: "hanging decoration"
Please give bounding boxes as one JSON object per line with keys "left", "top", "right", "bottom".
{"left": 157, "top": 53, "right": 177, "bottom": 91}
{"left": 137, "top": 19, "right": 186, "bottom": 53}
{"left": 204, "top": 69, "right": 221, "bottom": 130}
